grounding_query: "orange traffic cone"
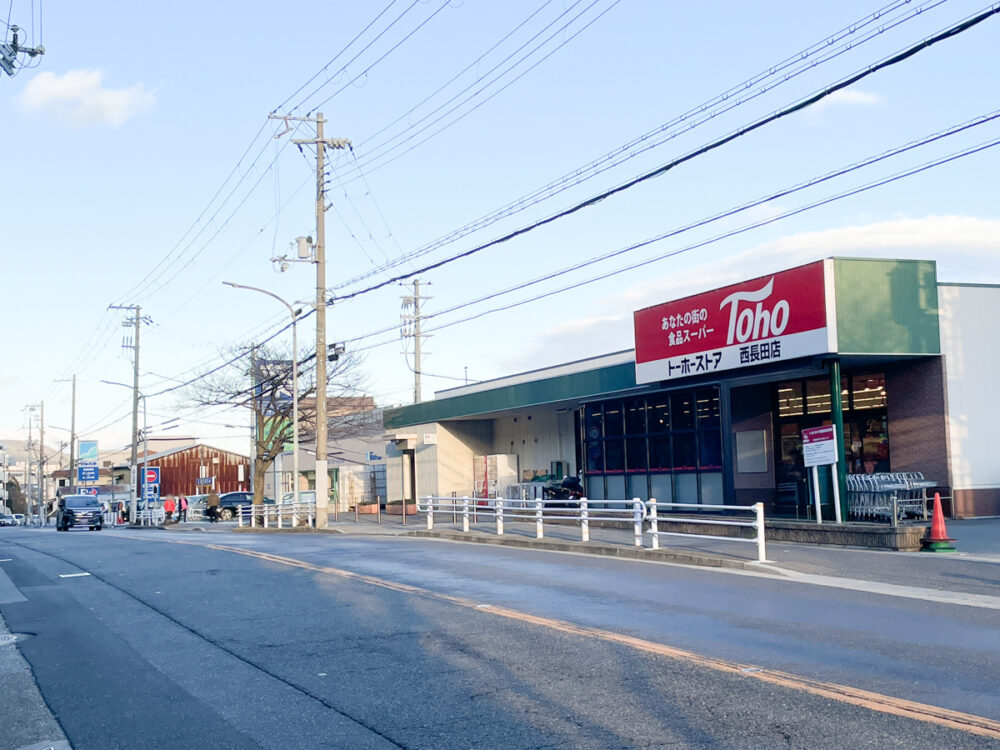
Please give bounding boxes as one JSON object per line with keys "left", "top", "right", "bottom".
{"left": 921, "top": 492, "right": 956, "bottom": 552}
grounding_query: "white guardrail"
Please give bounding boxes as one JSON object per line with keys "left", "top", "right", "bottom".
{"left": 419, "top": 496, "right": 647, "bottom": 547}
{"left": 648, "top": 500, "right": 766, "bottom": 562}
{"left": 419, "top": 496, "right": 768, "bottom": 562}
{"left": 237, "top": 502, "right": 316, "bottom": 529}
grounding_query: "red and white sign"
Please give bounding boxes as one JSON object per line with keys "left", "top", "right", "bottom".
{"left": 802, "top": 425, "right": 838, "bottom": 467}
{"left": 144, "top": 467, "right": 159, "bottom": 485}
{"left": 633, "top": 260, "right": 833, "bottom": 383}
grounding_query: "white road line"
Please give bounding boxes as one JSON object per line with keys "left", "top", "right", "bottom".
{"left": 58, "top": 572, "right": 92, "bottom": 579}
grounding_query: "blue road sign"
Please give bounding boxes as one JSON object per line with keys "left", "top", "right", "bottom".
{"left": 77, "top": 465, "right": 99, "bottom": 482}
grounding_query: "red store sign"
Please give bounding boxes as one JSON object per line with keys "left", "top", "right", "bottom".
{"left": 633, "top": 260, "right": 834, "bottom": 383}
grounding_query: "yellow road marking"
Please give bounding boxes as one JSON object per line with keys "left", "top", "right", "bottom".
{"left": 128, "top": 535, "right": 1000, "bottom": 739}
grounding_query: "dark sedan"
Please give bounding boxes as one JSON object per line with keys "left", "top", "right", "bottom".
{"left": 56, "top": 494, "right": 104, "bottom": 531}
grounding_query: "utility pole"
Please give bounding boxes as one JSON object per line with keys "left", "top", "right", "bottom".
{"left": 38, "top": 401, "right": 44, "bottom": 523}
{"left": 270, "top": 111, "right": 350, "bottom": 529}
{"left": 55, "top": 375, "right": 76, "bottom": 482}
{"left": 401, "top": 279, "right": 431, "bottom": 404}
{"left": 108, "top": 304, "right": 150, "bottom": 523}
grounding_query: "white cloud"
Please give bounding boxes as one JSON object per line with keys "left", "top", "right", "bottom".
{"left": 16, "top": 69, "right": 155, "bottom": 127}
{"left": 808, "top": 87, "right": 884, "bottom": 116}
{"left": 499, "top": 215, "right": 1000, "bottom": 372}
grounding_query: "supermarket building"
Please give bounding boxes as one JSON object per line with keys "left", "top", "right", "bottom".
{"left": 384, "top": 258, "right": 1000, "bottom": 519}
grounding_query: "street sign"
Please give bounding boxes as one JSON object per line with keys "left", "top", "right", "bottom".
{"left": 144, "top": 467, "right": 160, "bottom": 485}
{"left": 195, "top": 476, "right": 214, "bottom": 487}
{"left": 77, "top": 465, "right": 99, "bottom": 482}
{"left": 802, "top": 426, "right": 838, "bottom": 467}
{"left": 78, "top": 440, "right": 99, "bottom": 464}
{"left": 142, "top": 483, "right": 160, "bottom": 501}
{"left": 78, "top": 487, "right": 99, "bottom": 496}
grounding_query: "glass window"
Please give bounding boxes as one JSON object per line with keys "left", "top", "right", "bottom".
{"left": 675, "top": 473, "right": 698, "bottom": 503}
{"left": 626, "top": 437, "right": 647, "bottom": 471}
{"left": 648, "top": 398, "right": 670, "bottom": 433}
{"left": 650, "top": 474, "right": 673, "bottom": 505}
{"left": 696, "top": 388, "right": 720, "bottom": 427}
{"left": 699, "top": 430, "right": 722, "bottom": 470}
{"left": 606, "top": 474, "right": 626, "bottom": 501}
{"left": 649, "top": 436, "right": 671, "bottom": 471}
{"left": 777, "top": 382, "right": 804, "bottom": 416}
{"left": 586, "top": 475, "right": 605, "bottom": 500}
{"left": 671, "top": 393, "right": 695, "bottom": 429}
{"left": 586, "top": 442, "right": 603, "bottom": 473}
{"left": 673, "top": 433, "right": 697, "bottom": 470}
{"left": 624, "top": 398, "right": 647, "bottom": 435}
{"left": 604, "top": 440, "right": 624, "bottom": 472}
{"left": 628, "top": 474, "right": 649, "bottom": 501}
{"left": 852, "top": 373, "right": 886, "bottom": 410}
{"left": 604, "top": 403, "right": 624, "bottom": 437}
{"left": 585, "top": 405, "right": 603, "bottom": 441}
{"left": 806, "top": 379, "right": 831, "bottom": 414}
{"left": 700, "top": 473, "right": 724, "bottom": 504}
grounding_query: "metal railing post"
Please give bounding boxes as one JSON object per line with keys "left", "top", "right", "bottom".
{"left": 633, "top": 498, "right": 642, "bottom": 547}
{"left": 755, "top": 502, "right": 767, "bottom": 562}
{"left": 426, "top": 496, "right": 434, "bottom": 530}
{"left": 238, "top": 507, "right": 244, "bottom": 528}
{"left": 496, "top": 497, "right": 504, "bottom": 536}
{"left": 263, "top": 508, "right": 269, "bottom": 528}
{"left": 535, "top": 497, "right": 543, "bottom": 539}
{"left": 580, "top": 497, "right": 589, "bottom": 542}
{"left": 277, "top": 507, "right": 283, "bottom": 529}
{"left": 649, "top": 498, "right": 659, "bottom": 550}
{"left": 462, "top": 496, "right": 470, "bottom": 533}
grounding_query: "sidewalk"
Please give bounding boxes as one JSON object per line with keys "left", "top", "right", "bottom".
{"left": 170, "top": 512, "right": 1000, "bottom": 599}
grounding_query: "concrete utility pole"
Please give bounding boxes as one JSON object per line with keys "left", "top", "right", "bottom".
{"left": 55, "top": 375, "right": 76, "bottom": 481}
{"left": 270, "top": 111, "right": 350, "bottom": 529}
{"left": 108, "top": 304, "right": 150, "bottom": 521}
{"left": 401, "top": 279, "right": 431, "bottom": 404}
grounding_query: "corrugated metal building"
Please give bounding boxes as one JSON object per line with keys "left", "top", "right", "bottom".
{"left": 141, "top": 444, "right": 250, "bottom": 496}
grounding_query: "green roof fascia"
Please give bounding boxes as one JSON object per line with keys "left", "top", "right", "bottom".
{"left": 384, "top": 361, "right": 639, "bottom": 429}
{"left": 833, "top": 258, "right": 940, "bottom": 354}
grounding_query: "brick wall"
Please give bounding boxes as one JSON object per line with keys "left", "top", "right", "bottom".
{"left": 885, "top": 357, "right": 952, "bottom": 495}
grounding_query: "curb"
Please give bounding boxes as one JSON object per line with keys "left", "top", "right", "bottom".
{"left": 405, "top": 529, "right": 779, "bottom": 573}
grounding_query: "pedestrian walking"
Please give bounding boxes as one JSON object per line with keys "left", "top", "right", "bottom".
{"left": 163, "top": 495, "right": 176, "bottom": 522}
{"left": 206, "top": 490, "right": 221, "bottom": 523}
{"left": 178, "top": 495, "right": 188, "bottom": 522}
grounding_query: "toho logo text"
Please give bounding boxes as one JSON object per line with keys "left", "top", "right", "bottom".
{"left": 720, "top": 277, "right": 789, "bottom": 345}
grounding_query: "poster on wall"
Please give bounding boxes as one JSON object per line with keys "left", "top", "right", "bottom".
{"left": 633, "top": 260, "right": 835, "bottom": 384}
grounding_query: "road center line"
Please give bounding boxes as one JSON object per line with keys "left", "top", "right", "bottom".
{"left": 131, "top": 535, "right": 1000, "bottom": 740}
{"left": 58, "top": 572, "right": 92, "bottom": 578}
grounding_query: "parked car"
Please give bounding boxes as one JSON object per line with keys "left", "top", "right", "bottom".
{"left": 56, "top": 494, "right": 104, "bottom": 531}
{"left": 280, "top": 490, "right": 317, "bottom": 505}
{"left": 12, "top": 513, "right": 25, "bottom": 526}
{"left": 216, "top": 491, "right": 273, "bottom": 521}
{"left": 0, "top": 515, "right": 13, "bottom": 526}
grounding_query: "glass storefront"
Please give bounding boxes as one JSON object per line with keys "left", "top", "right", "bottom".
{"left": 583, "top": 387, "right": 722, "bottom": 505}
{"left": 774, "top": 372, "right": 889, "bottom": 515}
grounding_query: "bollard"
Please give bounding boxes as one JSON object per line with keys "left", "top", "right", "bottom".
{"left": 377, "top": 495, "right": 381, "bottom": 525}
{"left": 649, "top": 498, "right": 659, "bottom": 550}
{"left": 462, "top": 496, "right": 470, "bottom": 533}
{"left": 496, "top": 497, "right": 504, "bottom": 536}
{"left": 426, "top": 496, "right": 434, "bottom": 530}
{"left": 238, "top": 508, "right": 244, "bottom": 528}
{"left": 633, "top": 498, "right": 642, "bottom": 547}
{"left": 754, "top": 502, "right": 767, "bottom": 562}
{"left": 278, "top": 507, "right": 283, "bottom": 529}
{"left": 535, "top": 497, "right": 544, "bottom": 539}
{"left": 580, "top": 497, "right": 589, "bottom": 542}
{"left": 263, "top": 509, "right": 268, "bottom": 529}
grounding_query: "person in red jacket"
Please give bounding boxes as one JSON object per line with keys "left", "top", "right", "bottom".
{"left": 163, "top": 495, "right": 176, "bottom": 522}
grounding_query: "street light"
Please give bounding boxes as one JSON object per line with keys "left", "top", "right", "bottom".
{"left": 223, "top": 281, "right": 301, "bottom": 507}
{"left": 101, "top": 379, "right": 146, "bottom": 525}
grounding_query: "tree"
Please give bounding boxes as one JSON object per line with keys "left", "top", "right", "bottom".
{"left": 185, "top": 343, "right": 371, "bottom": 504}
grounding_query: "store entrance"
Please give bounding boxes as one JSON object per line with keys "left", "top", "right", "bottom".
{"left": 773, "top": 372, "right": 888, "bottom": 518}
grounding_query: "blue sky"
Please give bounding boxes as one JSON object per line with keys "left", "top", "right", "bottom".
{"left": 3, "top": 0, "right": 1000, "bottom": 456}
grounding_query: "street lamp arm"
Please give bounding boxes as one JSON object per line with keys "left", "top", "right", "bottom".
{"left": 223, "top": 281, "right": 295, "bottom": 318}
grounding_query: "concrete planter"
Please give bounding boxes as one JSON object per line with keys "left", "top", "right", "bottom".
{"left": 385, "top": 503, "right": 418, "bottom": 516}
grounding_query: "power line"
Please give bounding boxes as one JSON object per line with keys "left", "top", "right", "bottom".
{"left": 329, "top": 4, "right": 1000, "bottom": 305}
{"left": 330, "top": 0, "right": 947, "bottom": 290}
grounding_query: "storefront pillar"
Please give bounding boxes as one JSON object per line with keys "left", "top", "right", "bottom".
{"left": 828, "top": 359, "right": 849, "bottom": 522}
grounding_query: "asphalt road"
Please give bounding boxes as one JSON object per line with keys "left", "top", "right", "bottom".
{"left": 1, "top": 526, "right": 998, "bottom": 749}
